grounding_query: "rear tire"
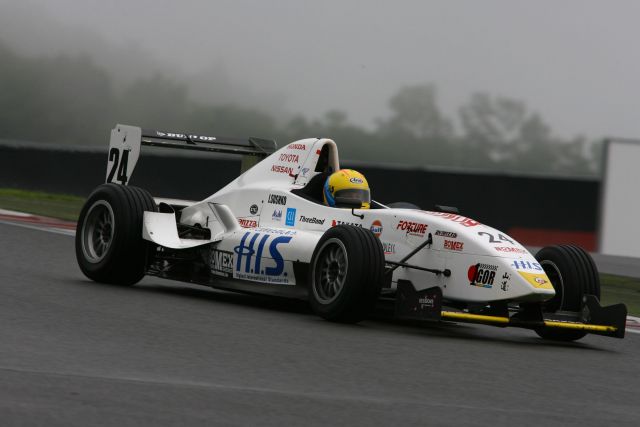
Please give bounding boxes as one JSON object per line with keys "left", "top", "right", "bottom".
{"left": 309, "top": 225, "right": 385, "bottom": 323}
{"left": 534, "top": 244, "right": 600, "bottom": 341}
{"left": 75, "top": 183, "right": 157, "bottom": 285}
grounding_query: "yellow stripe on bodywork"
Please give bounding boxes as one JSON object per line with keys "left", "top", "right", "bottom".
{"left": 441, "top": 311, "right": 509, "bottom": 324}
{"left": 441, "top": 311, "right": 618, "bottom": 333}
{"left": 518, "top": 271, "right": 554, "bottom": 290}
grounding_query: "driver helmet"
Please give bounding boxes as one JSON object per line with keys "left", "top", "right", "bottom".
{"left": 323, "top": 169, "right": 370, "bottom": 209}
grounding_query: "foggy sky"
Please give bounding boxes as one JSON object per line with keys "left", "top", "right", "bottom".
{"left": 2, "top": 0, "right": 640, "bottom": 139}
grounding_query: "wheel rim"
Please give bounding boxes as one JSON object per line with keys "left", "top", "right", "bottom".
{"left": 312, "top": 238, "right": 349, "bottom": 305}
{"left": 81, "top": 200, "right": 115, "bottom": 264}
{"left": 540, "top": 259, "right": 564, "bottom": 312}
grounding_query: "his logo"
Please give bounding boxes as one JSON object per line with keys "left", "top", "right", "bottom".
{"left": 233, "top": 232, "right": 293, "bottom": 284}
{"left": 332, "top": 219, "right": 362, "bottom": 227}
{"left": 268, "top": 194, "right": 287, "bottom": 205}
{"left": 288, "top": 143, "right": 306, "bottom": 150}
{"left": 370, "top": 220, "right": 383, "bottom": 237}
{"left": 468, "top": 263, "right": 498, "bottom": 288}
{"left": 272, "top": 209, "right": 282, "bottom": 221}
{"left": 250, "top": 204, "right": 259, "bottom": 215}
{"left": 443, "top": 240, "right": 464, "bottom": 251}
{"left": 285, "top": 208, "right": 296, "bottom": 226}
{"left": 435, "top": 230, "right": 457, "bottom": 238}
{"left": 349, "top": 177, "right": 363, "bottom": 184}
{"left": 382, "top": 242, "right": 396, "bottom": 254}
{"left": 511, "top": 260, "right": 543, "bottom": 271}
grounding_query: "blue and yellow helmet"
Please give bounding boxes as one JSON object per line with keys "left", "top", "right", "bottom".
{"left": 323, "top": 169, "right": 370, "bottom": 209}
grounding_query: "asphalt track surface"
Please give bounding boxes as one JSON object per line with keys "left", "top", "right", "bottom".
{"left": 1, "top": 222, "right": 640, "bottom": 426}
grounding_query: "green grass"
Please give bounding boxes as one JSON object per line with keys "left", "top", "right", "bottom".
{"left": 600, "top": 273, "right": 640, "bottom": 317}
{"left": 0, "top": 188, "right": 85, "bottom": 221}
{"left": 1, "top": 187, "right": 639, "bottom": 315}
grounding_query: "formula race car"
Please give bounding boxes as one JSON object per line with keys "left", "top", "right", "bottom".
{"left": 76, "top": 125, "right": 628, "bottom": 341}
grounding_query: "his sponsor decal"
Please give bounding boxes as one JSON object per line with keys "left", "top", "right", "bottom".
{"left": 272, "top": 165, "right": 294, "bottom": 175}
{"left": 209, "top": 249, "right": 233, "bottom": 278}
{"left": 272, "top": 209, "right": 282, "bottom": 221}
{"left": 382, "top": 242, "right": 396, "bottom": 254}
{"left": 425, "top": 211, "right": 480, "bottom": 227}
{"left": 435, "top": 230, "right": 457, "bottom": 238}
{"left": 396, "top": 220, "right": 428, "bottom": 236}
{"left": 370, "top": 220, "right": 383, "bottom": 237}
{"left": 268, "top": 194, "right": 287, "bottom": 205}
{"left": 518, "top": 271, "right": 553, "bottom": 290}
{"left": 349, "top": 177, "right": 363, "bottom": 184}
{"left": 468, "top": 263, "right": 498, "bottom": 288}
{"left": 511, "top": 260, "right": 543, "bottom": 271}
{"left": 279, "top": 153, "right": 300, "bottom": 163}
{"left": 331, "top": 219, "right": 362, "bottom": 227}
{"left": 285, "top": 208, "right": 296, "bottom": 226}
{"left": 250, "top": 204, "right": 259, "bottom": 215}
{"left": 300, "top": 215, "right": 325, "bottom": 225}
{"left": 301, "top": 167, "right": 310, "bottom": 177}
{"left": 288, "top": 143, "right": 306, "bottom": 150}
{"left": 238, "top": 218, "right": 258, "bottom": 228}
{"left": 233, "top": 231, "right": 295, "bottom": 285}
{"left": 500, "top": 272, "right": 511, "bottom": 291}
{"left": 495, "top": 246, "right": 527, "bottom": 254}
{"left": 443, "top": 239, "right": 464, "bottom": 251}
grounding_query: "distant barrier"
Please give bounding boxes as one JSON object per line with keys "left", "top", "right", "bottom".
{"left": 0, "top": 141, "right": 599, "bottom": 249}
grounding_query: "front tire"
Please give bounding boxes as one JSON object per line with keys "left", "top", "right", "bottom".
{"left": 309, "top": 225, "right": 385, "bottom": 323}
{"left": 75, "top": 184, "right": 156, "bottom": 285}
{"left": 534, "top": 244, "right": 600, "bottom": 341}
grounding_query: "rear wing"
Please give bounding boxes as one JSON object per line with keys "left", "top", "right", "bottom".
{"left": 105, "top": 124, "right": 277, "bottom": 185}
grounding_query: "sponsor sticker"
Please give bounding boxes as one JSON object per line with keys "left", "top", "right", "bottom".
{"left": 250, "top": 204, "right": 259, "bottom": 215}
{"left": 272, "top": 209, "right": 282, "bottom": 221}
{"left": 349, "top": 177, "right": 364, "bottom": 184}
{"left": 331, "top": 219, "right": 362, "bottom": 227}
{"left": 425, "top": 211, "right": 480, "bottom": 227}
{"left": 301, "top": 167, "right": 310, "bottom": 177}
{"left": 468, "top": 263, "right": 498, "bottom": 288}
{"left": 443, "top": 239, "right": 464, "bottom": 251}
{"left": 254, "top": 227, "right": 297, "bottom": 235}
{"left": 210, "top": 249, "right": 233, "bottom": 278}
{"left": 300, "top": 215, "right": 325, "bottom": 225}
{"left": 382, "top": 242, "right": 396, "bottom": 254}
{"left": 285, "top": 208, "right": 296, "bottom": 226}
{"left": 518, "top": 271, "right": 553, "bottom": 290}
{"left": 495, "top": 246, "right": 527, "bottom": 254}
{"left": 279, "top": 153, "right": 300, "bottom": 163}
{"left": 288, "top": 143, "right": 306, "bottom": 150}
{"left": 435, "top": 230, "right": 457, "bottom": 238}
{"left": 234, "top": 231, "right": 295, "bottom": 285}
{"left": 370, "top": 220, "right": 383, "bottom": 237}
{"left": 396, "top": 220, "right": 428, "bottom": 237}
{"left": 500, "top": 272, "right": 511, "bottom": 291}
{"left": 272, "top": 165, "right": 294, "bottom": 175}
{"left": 511, "top": 260, "right": 543, "bottom": 272}
{"left": 238, "top": 218, "right": 258, "bottom": 228}
{"left": 268, "top": 194, "right": 287, "bottom": 205}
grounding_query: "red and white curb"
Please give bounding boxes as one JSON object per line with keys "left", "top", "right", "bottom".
{"left": 0, "top": 208, "right": 76, "bottom": 236}
{"left": 627, "top": 316, "right": 640, "bottom": 335}
{"left": 2, "top": 207, "right": 640, "bottom": 335}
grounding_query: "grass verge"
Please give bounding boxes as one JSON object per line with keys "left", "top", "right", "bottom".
{"left": 600, "top": 274, "right": 640, "bottom": 317}
{"left": 0, "top": 188, "right": 84, "bottom": 221}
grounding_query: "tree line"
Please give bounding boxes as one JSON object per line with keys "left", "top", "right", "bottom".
{"left": 0, "top": 40, "right": 600, "bottom": 176}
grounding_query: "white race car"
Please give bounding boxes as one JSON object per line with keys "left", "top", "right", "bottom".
{"left": 76, "top": 125, "right": 627, "bottom": 341}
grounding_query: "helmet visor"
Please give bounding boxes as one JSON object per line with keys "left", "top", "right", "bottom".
{"left": 334, "top": 188, "right": 371, "bottom": 205}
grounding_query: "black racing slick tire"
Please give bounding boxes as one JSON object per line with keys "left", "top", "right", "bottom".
{"left": 75, "top": 183, "right": 157, "bottom": 285}
{"left": 309, "top": 225, "right": 385, "bottom": 323}
{"left": 534, "top": 244, "right": 601, "bottom": 342}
